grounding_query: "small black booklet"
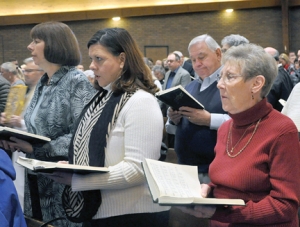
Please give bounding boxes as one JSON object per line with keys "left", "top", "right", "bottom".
{"left": 0, "top": 126, "right": 51, "bottom": 144}
{"left": 155, "top": 85, "right": 204, "bottom": 110}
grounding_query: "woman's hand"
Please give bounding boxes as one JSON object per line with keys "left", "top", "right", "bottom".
{"left": 0, "top": 137, "right": 33, "bottom": 153}
{"left": 0, "top": 112, "right": 8, "bottom": 125}
{"left": 178, "top": 106, "right": 211, "bottom": 126}
{"left": 167, "top": 107, "right": 182, "bottom": 125}
{"left": 176, "top": 184, "right": 216, "bottom": 218}
{"left": 9, "top": 115, "right": 23, "bottom": 128}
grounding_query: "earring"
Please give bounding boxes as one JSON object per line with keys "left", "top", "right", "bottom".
{"left": 251, "top": 92, "right": 254, "bottom": 100}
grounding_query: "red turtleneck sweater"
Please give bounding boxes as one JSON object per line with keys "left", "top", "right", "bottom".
{"left": 209, "top": 98, "right": 300, "bottom": 227}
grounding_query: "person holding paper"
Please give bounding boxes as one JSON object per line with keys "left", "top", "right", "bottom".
{"left": 0, "top": 21, "right": 95, "bottom": 227}
{"left": 46, "top": 28, "right": 170, "bottom": 226}
{"left": 179, "top": 44, "right": 300, "bottom": 226}
{"left": 166, "top": 34, "right": 229, "bottom": 184}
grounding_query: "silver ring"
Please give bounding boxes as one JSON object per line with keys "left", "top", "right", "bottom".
{"left": 188, "top": 117, "right": 191, "bottom": 119}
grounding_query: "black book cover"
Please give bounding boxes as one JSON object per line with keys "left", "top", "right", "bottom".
{"left": 156, "top": 85, "right": 204, "bottom": 110}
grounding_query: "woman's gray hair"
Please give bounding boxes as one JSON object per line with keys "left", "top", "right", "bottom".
{"left": 1, "top": 62, "right": 18, "bottom": 74}
{"left": 221, "top": 34, "right": 249, "bottom": 48}
{"left": 152, "top": 65, "right": 166, "bottom": 76}
{"left": 188, "top": 34, "right": 220, "bottom": 53}
{"left": 222, "top": 43, "right": 277, "bottom": 98}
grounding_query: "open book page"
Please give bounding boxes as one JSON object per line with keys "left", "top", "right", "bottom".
{"left": 143, "top": 158, "right": 202, "bottom": 204}
{"left": 143, "top": 159, "right": 245, "bottom": 206}
{"left": 16, "top": 156, "right": 109, "bottom": 174}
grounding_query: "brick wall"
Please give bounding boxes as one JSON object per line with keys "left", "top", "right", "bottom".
{"left": 0, "top": 6, "right": 299, "bottom": 69}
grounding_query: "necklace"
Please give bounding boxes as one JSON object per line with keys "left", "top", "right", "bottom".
{"left": 226, "top": 118, "right": 261, "bottom": 158}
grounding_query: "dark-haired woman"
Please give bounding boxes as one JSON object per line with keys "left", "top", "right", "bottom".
{"left": 49, "top": 27, "right": 170, "bottom": 227}
{"left": 0, "top": 21, "right": 95, "bottom": 226}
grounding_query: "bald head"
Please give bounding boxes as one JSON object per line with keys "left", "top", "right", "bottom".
{"left": 264, "top": 47, "right": 279, "bottom": 62}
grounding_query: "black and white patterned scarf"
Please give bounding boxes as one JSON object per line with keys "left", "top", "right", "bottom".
{"left": 62, "top": 89, "right": 134, "bottom": 223}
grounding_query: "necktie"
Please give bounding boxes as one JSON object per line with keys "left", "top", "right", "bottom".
{"left": 166, "top": 71, "right": 175, "bottom": 89}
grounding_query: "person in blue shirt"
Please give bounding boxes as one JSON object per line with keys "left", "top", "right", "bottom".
{"left": 0, "top": 148, "right": 27, "bottom": 227}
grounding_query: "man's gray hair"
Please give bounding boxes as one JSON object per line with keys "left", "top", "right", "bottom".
{"left": 221, "top": 34, "right": 249, "bottom": 48}
{"left": 188, "top": 34, "right": 220, "bottom": 53}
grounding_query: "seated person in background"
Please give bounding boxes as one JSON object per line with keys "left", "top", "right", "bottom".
{"left": 179, "top": 43, "right": 300, "bottom": 226}
{"left": 282, "top": 82, "right": 300, "bottom": 132}
{"left": 152, "top": 65, "right": 166, "bottom": 86}
{"left": 83, "top": 69, "right": 95, "bottom": 85}
{"left": 76, "top": 64, "right": 84, "bottom": 71}
{"left": 0, "top": 74, "right": 10, "bottom": 113}
{"left": 265, "top": 47, "right": 293, "bottom": 111}
{"left": 0, "top": 148, "right": 27, "bottom": 226}
{"left": 47, "top": 27, "right": 170, "bottom": 227}
{"left": 220, "top": 34, "right": 249, "bottom": 53}
{"left": 1, "top": 62, "right": 25, "bottom": 86}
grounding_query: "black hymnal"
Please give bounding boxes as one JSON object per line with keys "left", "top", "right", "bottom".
{"left": 156, "top": 85, "right": 204, "bottom": 110}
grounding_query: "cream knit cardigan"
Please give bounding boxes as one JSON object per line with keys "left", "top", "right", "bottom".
{"left": 72, "top": 89, "right": 170, "bottom": 219}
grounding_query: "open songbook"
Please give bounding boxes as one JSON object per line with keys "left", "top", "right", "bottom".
{"left": 16, "top": 156, "right": 109, "bottom": 174}
{"left": 155, "top": 85, "right": 204, "bottom": 110}
{"left": 0, "top": 126, "right": 51, "bottom": 144}
{"left": 142, "top": 158, "right": 245, "bottom": 206}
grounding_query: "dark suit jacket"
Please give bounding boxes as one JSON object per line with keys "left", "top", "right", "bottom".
{"left": 0, "top": 76, "right": 10, "bottom": 113}
{"left": 182, "top": 60, "right": 195, "bottom": 78}
{"left": 267, "top": 66, "right": 294, "bottom": 111}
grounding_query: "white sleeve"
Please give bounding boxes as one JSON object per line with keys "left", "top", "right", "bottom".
{"left": 72, "top": 91, "right": 164, "bottom": 191}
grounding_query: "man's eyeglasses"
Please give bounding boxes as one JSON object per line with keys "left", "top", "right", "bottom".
{"left": 217, "top": 73, "right": 243, "bottom": 84}
{"left": 23, "top": 69, "right": 43, "bottom": 73}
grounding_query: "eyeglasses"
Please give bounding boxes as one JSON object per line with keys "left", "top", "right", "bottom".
{"left": 217, "top": 73, "right": 243, "bottom": 84}
{"left": 23, "top": 69, "right": 43, "bottom": 73}
{"left": 167, "top": 60, "right": 177, "bottom": 63}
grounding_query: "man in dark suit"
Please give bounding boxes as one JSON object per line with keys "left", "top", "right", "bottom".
{"left": 265, "top": 47, "right": 294, "bottom": 111}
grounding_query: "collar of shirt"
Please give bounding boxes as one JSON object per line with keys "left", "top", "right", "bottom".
{"left": 196, "top": 66, "right": 223, "bottom": 92}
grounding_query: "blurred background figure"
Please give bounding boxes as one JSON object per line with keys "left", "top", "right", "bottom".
{"left": 173, "top": 50, "right": 194, "bottom": 78}
{"left": 1, "top": 62, "right": 25, "bottom": 86}
{"left": 152, "top": 65, "right": 165, "bottom": 86}
{"left": 144, "top": 57, "right": 162, "bottom": 90}
{"left": 0, "top": 73, "right": 10, "bottom": 113}
{"left": 221, "top": 34, "right": 249, "bottom": 53}
{"left": 76, "top": 64, "right": 84, "bottom": 71}
{"left": 9, "top": 58, "right": 19, "bottom": 67}
{"left": 83, "top": 69, "right": 95, "bottom": 85}
{"left": 155, "top": 59, "right": 162, "bottom": 66}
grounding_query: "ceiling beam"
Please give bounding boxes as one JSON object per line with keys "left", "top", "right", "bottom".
{"left": 1, "top": 0, "right": 300, "bottom": 26}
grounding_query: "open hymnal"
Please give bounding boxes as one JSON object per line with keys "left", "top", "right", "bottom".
{"left": 0, "top": 126, "right": 51, "bottom": 144}
{"left": 155, "top": 85, "right": 204, "bottom": 110}
{"left": 16, "top": 156, "right": 109, "bottom": 174}
{"left": 142, "top": 158, "right": 245, "bottom": 206}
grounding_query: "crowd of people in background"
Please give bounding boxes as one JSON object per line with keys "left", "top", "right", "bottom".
{"left": 0, "top": 24, "right": 300, "bottom": 227}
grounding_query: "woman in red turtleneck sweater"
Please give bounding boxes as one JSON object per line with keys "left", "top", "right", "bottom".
{"left": 178, "top": 44, "right": 300, "bottom": 226}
